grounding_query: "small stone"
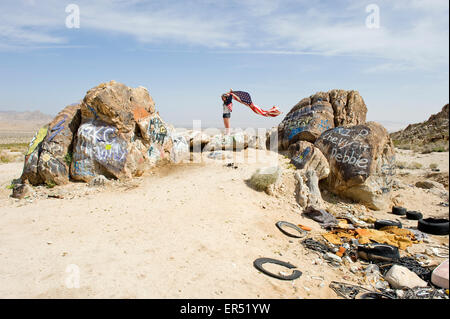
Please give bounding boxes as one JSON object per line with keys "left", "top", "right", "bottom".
{"left": 385, "top": 265, "right": 428, "bottom": 289}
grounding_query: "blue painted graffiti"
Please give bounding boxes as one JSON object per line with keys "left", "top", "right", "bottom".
{"left": 289, "top": 127, "right": 306, "bottom": 140}
{"left": 47, "top": 116, "right": 67, "bottom": 142}
{"left": 291, "top": 147, "right": 312, "bottom": 169}
{"left": 87, "top": 104, "right": 99, "bottom": 119}
{"left": 318, "top": 119, "right": 331, "bottom": 132}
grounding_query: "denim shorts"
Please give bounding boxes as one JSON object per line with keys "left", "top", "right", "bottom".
{"left": 223, "top": 104, "right": 231, "bottom": 118}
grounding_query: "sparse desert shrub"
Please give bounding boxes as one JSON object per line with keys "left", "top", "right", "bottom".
{"left": 432, "top": 146, "right": 446, "bottom": 152}
{"left": 249, "top": 166, "right": 281, "bottom": 191}
{"left": 45, "top": 180, "right": 56, "bottom": 188}
{"left": 0, "top": 155, "right": 10, "bottom": 163}
{"left": 429, "top": 163, "right": 439, "bottom": 169}
{"left": 408, "top": 162, "right": 423, "bottom": 169}
{"left": 64, "top": 151, "right": 73, "bottom": 166}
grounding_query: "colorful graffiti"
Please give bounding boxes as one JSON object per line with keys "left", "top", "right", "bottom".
{"left": 26, "top": 126, "right": 48, "bottom": 156}
{"left": 317, "top": 126, "right": 372, "bottom": 179}
{"left": 291, "top": 146, "right": 312, "bottom": 169}
{"left": 148, "top": 117, "right": 167, "bottom": 145}
{"left": 47, "top": 115, "right": 67, "bottom": 142}
{"left": 74, "top": 122, "right": 128, "bottom": 175}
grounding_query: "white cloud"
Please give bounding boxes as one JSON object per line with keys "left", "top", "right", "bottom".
{"left": 0, "top": 0, "right": 448, "bottom": 72}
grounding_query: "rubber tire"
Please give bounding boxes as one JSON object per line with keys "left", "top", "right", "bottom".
{"left": 374, "top": 220, "right": 402, "bottom": 230}
{"left": 275, "top": 221, "right": 307, "bottom": 238}
{"left": 406, "top": 211, "right": 423, "bottom": 221}
{"left": 357, "top": 244, "right": 400, "bottom": 262}
{"left": 418, "top": 218, "right": 449, "bottom": 235}
{"left": 253, "top": 258, "right": 302, "bottom": 281}
{"left": 392, "top": 206, "right": 407, "bottom": 216}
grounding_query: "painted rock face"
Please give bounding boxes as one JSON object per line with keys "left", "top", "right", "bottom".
{"left": 288, "top": 140, "right": 330, "bottom": 181}
{"left": 275, "top": 90, "right": 367, "bottom": 151}
{"left": 315, "top": 121, "right": 396, "bottom": 210}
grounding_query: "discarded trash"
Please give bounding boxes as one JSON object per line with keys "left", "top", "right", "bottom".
{"left": 374, "top": 219, "right": 402, "bottom": 230}
{"left": 357, "top": 243, "right": 400, "bottom": 262}
{"left": 408, "top": 229, "right": 429, "bottom": 242}
{"left": 418, "top": 218, "right": 449, "bottom": 236}
{"left": 253, "top": 258, "right": 302, "bottom": 281}
{"left": 401, "top": 287, "right": 448, "bottom": 299}
{"left": 336, "top": 246, "right": 346, "bottom": 257}
{"left": 392, "top": 206, "right": 407, "bottom": 216}
{"left": 322, "top": 227, "right": 416, "bottom": 250}
{"left": 424, "top": 245, "right": 449, "bottom": 258}
{"left": 301, "top": 238, "right": 332, "bottom": 254}
{"left": 406, "top": 211, "right": 423, "bottom": 220}
{"left": 302, "top": 206, "right": 338, "bottom": 229}
{"left": 225, "top": 162, "right": 238, "bottom": 169}
{"left": 329, "top": 281, "right": 393, "bottom": 299}
{"left": 275, "top": 221, "right": 307, "bottom": 238}
{"left": 297, "top": 224, "right": 312, "bottom": 231}
{"left": 324, "top": 252, "right": 342, "bottom": 265}
{"left": 431, "top": 259, "right": 449, "bottom": 289}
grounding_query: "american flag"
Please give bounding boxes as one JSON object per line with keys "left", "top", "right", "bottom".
{"left": 224, "top": 90, "right": 281, "bottom": 117}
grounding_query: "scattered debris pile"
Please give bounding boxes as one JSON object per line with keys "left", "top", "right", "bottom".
{"left": 255, "top": 204, "right": 449, "bottom": 299}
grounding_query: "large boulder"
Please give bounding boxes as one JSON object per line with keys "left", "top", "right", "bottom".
{"left": 71, "top": 81, "right": 174, "bottom": 182}
{"left": 279, "top": 97, "right": 335, "bottom": 148}
{"left": 314, "top": 122, "right": 395, "bottom": 210}
{"left": 20, "top": 81, "right": 182, "bottom": 185}
{"left": 274, "top": 90, "right": 367, "bottom": 151}
{"left": 21, "top": 103, "right": 81, "bottom": 185}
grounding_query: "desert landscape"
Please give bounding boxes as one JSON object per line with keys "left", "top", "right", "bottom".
{"left": 0, "top": 82, "right": 448, "bottom": 299}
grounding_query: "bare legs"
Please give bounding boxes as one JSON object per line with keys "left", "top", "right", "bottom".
{"left": 223, "top": 117, "right": 231, "bottom": 135}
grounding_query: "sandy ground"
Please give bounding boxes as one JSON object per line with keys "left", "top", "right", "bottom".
{"left": 0, "top": 148, "right": 448, "bottom": 299}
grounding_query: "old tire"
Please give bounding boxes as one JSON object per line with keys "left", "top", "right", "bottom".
{"left": 374, "top": 220, "right": 402, "bottom": 230}
{"left": 392, "top": 206, "right": 407, "bottom": 216}
{"left": 253, "top": 258, "right": 302, "bottom": 281}
{"left": 406, "top": 211, "right": 423, "bottom": 221}
{"left": 418, "top": 218, "right": 449, "bottom": 235}
{"left": 357, "top": 244, "right": 400, "bottom": 262}
{"left": 275, "top": 221, "right": 307, "bottom": 238}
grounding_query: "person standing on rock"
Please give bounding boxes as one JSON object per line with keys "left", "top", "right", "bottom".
{"left": 221, "top": 93, "right": 233, "bottom": 135}
{"left": 221, "top": 90, "right": 281, "bottom": 134}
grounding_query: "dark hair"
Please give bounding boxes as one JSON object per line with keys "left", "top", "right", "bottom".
{"left": 222, "top": 94, "right": 232, "bottom": 105}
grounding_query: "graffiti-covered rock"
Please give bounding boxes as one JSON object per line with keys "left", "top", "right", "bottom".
{"left": 21, "top": 103, "right": 81, "bottom": 186}
{"left": 288, "top": 141, "right": 330, "bottom": 180}
{"left": 71, "top": 121, "right": 130, "bottom": 181}
{"left": 315, "top": 121, "right": 396, "bottom": 210}
{"left": 82, "top": 81, "right": 155, "bottom": 135}
{"left": 170, "top": 134, "right": 190, "bottom": 163}
{"left": 20, "top": 81, "right": 179, "bottom": 185}
{"left": 277, "top": 90, "right": 367, "bottom": 151}
{"left": 279, "top": 99, "right": 334, "bottom": 147}
{"left": 71, "top": 81, "right": 177, "bottom": 182}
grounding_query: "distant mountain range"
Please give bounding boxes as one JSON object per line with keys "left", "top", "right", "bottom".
{"left": 0, "top": 110, "right": 54, "bottom": 122}
{"left": 0, "top": 110, "right": 54, "bottom": 133}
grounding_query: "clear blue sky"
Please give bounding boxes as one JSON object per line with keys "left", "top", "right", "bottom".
{"left": 0, "top": 0, "right": 448, "bottom": 129}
